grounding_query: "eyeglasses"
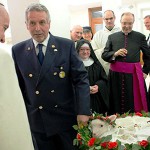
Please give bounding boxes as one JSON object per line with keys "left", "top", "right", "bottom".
{"left": 121, "top": 22, "right": 134, "bottom": 26}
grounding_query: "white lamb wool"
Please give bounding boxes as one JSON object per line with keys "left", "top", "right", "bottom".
{"left": 90, "top": 115, "right": 150, "bottom": 145}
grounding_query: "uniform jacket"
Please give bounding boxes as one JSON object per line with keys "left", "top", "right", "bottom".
{"left": 0, "top": 48, "right": 34, "bottom": 150}
{"left": 12, "top": 33, "right": 91, "bottom": 136}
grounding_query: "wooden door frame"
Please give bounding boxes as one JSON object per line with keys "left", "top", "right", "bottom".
{"left": 88, "top": 7, "right": 102, "bottom": 34}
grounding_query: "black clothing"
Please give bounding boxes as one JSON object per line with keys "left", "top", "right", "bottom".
{"left": 76, "top": 39, "right": 109, "bottom": 114}
{"left": 102, "top": 31, "right": 150, "bottom": 114}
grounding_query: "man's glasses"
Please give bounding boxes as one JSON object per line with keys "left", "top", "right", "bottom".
{"left": 121, "top": 22, "right": 134, "bottom": 26}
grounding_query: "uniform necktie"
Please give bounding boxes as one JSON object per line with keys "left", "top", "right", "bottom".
{"left": 37, "top": 44, "right": 44, "bottom": 65}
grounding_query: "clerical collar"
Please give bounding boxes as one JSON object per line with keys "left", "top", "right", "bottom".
{"left": 105, "top": 25, "right": 115, "bottom": 31}
{"left": 81, "top": 57, "right": 94, "bottom": 67}
{"left": 121, "top": 30, "right": 132, "bottom": 35}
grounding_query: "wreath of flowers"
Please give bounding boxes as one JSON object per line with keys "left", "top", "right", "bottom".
{"left": 73, "top": 111, "right": 150, "bottom": 150}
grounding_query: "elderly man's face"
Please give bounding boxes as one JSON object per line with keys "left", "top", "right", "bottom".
{"left": 0, "top": 6, "right": 9, "bottom": 43}
{"left": 144, "top": 17, "right": 150, "bottom": 31}
{"left": 121, "top": 14, "right": 134, "bottom": 35}
{"left": 70, "top": 26, "right": 83, "bottom": 42}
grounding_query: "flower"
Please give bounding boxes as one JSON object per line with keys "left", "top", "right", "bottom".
{"left": 73, "top": 111, "right": 150, "bottom": 150}
{"left": 88, "top": 138, "right": 96, "bottom": 147}
{"left": 76, "top": 133, "right": 82, "bottom": 140}
{"left": 139, "top": 140, "right": 149, "bottom": 148}
{"left": 101, "top": 142, "right": 109, "bottom": 148}
{"left": 107, "top": 141, "right": 118, "bottom": 149}
{"left": 135, "top": 112, "right": 143, "bottom": 117}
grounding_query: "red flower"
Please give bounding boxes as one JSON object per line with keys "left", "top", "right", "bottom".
{"left": 101, "top": 142, "right": 109, "bottom": 148}
{"left": 139, "top": 140, "right": 149, "bottom": 148}
{"left": 107, "top": 141, "right": 118, "bottom": 149}
{"left": 79, "top": 141, "right": 82, "bottom": 145}
{"left": 76, "top": 133, "right": 81, "bottom": 140}
{"left": 135, "top": 112, "right": 143, "bottom": 117}
{"left": 88, "top": 138, "right": 96, "bottom": 147}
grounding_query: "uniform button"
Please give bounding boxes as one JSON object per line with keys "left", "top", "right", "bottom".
{"left": 51, "top": 90, "right": 55, "bottom": 93}
{"left": 27, "top": 47, "right": 31, "bottom": 50}
{"left": 39, "top": 106, "right": 43, "bottom": 109}
{"left": 29, "top": 74, "right": 33, "bottom": 77}
{"left": 54, "top": 105, "right": 58, "bottom": 108}
{"left": 54, "top": 72, "right": 57, "bottom": 75}
{"left": 35, "top": 91, "right": 40, "bottom": 94}
{"left": 60, "top": 67, "right": 63, "bottom": 70}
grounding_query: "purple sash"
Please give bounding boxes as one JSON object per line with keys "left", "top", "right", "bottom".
{"left": 110, "top": 62, "right": 148, "bottom": 112}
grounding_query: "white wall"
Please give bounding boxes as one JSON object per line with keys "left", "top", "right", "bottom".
{"left": 137, "top": 2, "right": 150, "bottom": 37}
{"left": 7, "top": 0, "right": 72, "bottom": 43}
{"left": 69, "top": 8, "right": 89, "bottom": 28}
{"left": 7, "top": 0, "right": 39, "bottom": 45}
{"left": 40, "top": 0, "right": 71, "bottom": 39}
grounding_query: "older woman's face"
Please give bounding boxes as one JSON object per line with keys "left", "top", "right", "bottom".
{"left": 78, "top": 46, "right": 91, "bottom": 60}
{"left": 82, "top": 31, "right": 92, "bottom": 42}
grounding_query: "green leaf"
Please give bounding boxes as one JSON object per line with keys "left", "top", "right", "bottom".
{"left": 95, "top": 138, "right": 101, "bottom": 145}
{"left": 89, "top": 147, "right": 94, "bottom": 150}
{"left": 117, "top": 140, "right": 125, "bottom": 150}
{"left": 131, "top": 143, "right": 141, "bottom": 150}
{"left": 101, "top": 135, "right": 112, "bottom": 142}
{"left": 73, "top": 139, "right": 79, "bottom": 146}
{"left": 124, "top": 143, "right": 132, "bottom": 149}
{"left": 147, "top": 136, "right": 150, "bottom": 142}
{"left": 72, "top": 125, "right": 78, "bottom": 130}
{"left": 95, "top": 146, "right": 102, "bottom": 149}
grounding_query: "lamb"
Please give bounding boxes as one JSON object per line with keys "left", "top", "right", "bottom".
{"left": 90, "top": 115, "right": 150, "bottom": 144}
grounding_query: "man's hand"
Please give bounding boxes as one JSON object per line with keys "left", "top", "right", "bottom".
{"left": 77, "top": 115, "right": 89, "bottom": 126}
{"left": 90, "top": 85, "right": 98, "bottom": 94}
{"left": 114, "top": 48, "right": 128, "bottom": 57}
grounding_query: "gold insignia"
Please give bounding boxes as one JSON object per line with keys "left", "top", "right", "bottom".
{"left": 59, "top": 71, "right": 65, "bottom": 78}
{"left": 52, "top": 45, "right": 55, "bottom": 48}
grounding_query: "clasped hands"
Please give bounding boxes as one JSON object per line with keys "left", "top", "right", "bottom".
{"left": 90, "top": 85, "right": 98, "bottom": 94}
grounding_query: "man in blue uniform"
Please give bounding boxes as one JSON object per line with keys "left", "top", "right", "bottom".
{"left": 12, "top": 3, "right": 91, "bottom": 150}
